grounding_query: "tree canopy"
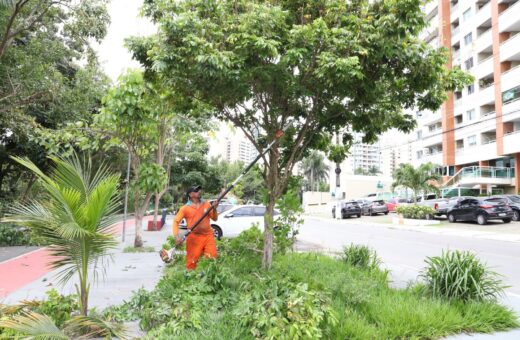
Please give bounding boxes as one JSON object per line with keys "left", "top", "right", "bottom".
{"left": 129, "top": 0, "right": 471, "bottom": 268}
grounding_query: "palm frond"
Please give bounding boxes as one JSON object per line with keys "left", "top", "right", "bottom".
{"left": 0, "top": 311, "right": 68, "bottom": 340}
{"left": 64, "top": 315, "right": 128, "bottom": 340}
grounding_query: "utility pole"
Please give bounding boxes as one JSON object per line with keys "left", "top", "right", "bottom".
{"left": 335, "top": 133, "right": 342, "bottom": 219}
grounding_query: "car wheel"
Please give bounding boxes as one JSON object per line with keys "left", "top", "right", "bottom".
{"left": 513, "top": 210, "right": 520, "bottom": 222}
{"left": 477, "top": 214, "right": 487, "bottom": 225}
{"left": 448, "top": 213, "right": 456, "bottom": 223}
{"left": 384, "top": 211, "right": 388, "bottom": 215}
{"left": 332, "top": 212, "right": 335, "bottom": 219}
{"left": 369, "top": 209, "right": 374, "bottom": 216}
{"left": 211, "top": 224, "right": 223, "bottom": 240}
{"left": 503, "top": 218, "right": 511, "bottom": 224}
{"left": 357, "top": 214, "right": 361, "bottom": 218}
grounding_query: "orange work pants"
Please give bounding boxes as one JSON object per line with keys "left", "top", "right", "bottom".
{"left": 185, "top": 232, "right": 217, "bottom": 270}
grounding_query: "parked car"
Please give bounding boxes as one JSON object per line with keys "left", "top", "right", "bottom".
{"left": 359, "top": 199, "right": 389, "bottom": 216}
{"left": 217, "top": 205, "right": 280, "bottom": 238}
{"left": 447, "top": 197, "right": 513, "bottom": 225}
{"left": 489, "top": 195, "right": 520, "bottom": 221}
{"left": 385, "top": 198, "right": 410, "bottom": 212}
{"left": 436, "top": 196, "right": 475, "bottom": 217}
{"left": 341, "top": 201, "right": 362, "bottom": 219}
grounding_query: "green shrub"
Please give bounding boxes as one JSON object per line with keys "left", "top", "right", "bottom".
{"left": 36, "top": 289, "right": 79, "bottom": 328}
{"left": 395, "top": 205, "right": 436, "bottom": 220}
{"left": 341, "top": 244, "right": 381, "bottom": 270}
{"left": 274, "top": 189, "right": 303, "bottom": 254}
{"left": 0, "top": 223, "right": 31, "bottom": 246}
{"left": 420, "top": 250, "right": 506, "bottom": 302}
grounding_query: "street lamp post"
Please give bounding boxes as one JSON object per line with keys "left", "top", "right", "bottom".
{"left": 335, "top": 165, "right": 341, "bottom": 219}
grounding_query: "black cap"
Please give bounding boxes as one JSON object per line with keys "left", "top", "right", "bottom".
{"left": 186, "top": 185, "right": 202, "bottom": 196}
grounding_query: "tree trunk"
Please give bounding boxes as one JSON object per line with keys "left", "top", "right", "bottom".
{"left": 20, "top": 173, "right": 36, "bottom": 202}
{"left": 262, "top": 146, "right": 280, "bottom": 269}
{"left": 134, "top": 193, "right": 144, "bottom": 247}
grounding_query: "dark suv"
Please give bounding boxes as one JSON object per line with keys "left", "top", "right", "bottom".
{"left": 447, "top": 197, "right": 514, "bottom": 225}
{"left": 332, "top": 201, "right": 361, "bottom": 219}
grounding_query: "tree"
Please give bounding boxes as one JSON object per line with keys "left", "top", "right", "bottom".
{"left": 391, "top": 163, "right": 441, "bottom": 202}
{"left": 367, "top": 166, "right": 381, "bottom": 176}
{"left": 301, "top": 151, "right": 330, "bottom": 191}
{"left": 0, "top": 0, "right": 110, "bottom": 207}
{"left": 135, "top": 0, "right": 471, "bottom": 268}
{"left": 95, "top": 70, "right": 164, "bottom": 247}
{"left": 2, "top": 155, "right": 120, "bottom": 316}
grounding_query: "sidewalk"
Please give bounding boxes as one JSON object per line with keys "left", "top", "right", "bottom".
{"left": 0, "top": 216, "right": 170, "bottom": 309}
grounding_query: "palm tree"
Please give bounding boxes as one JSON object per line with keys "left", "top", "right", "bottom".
{"left": 367, "top": 166, "right": 381, "bottom": 176}
{"left": 391, "top": 162, "right": 441, "bottom": 203}
{"left": 2, "top": 155, "right": 120, "bottom": 316}
{"left": 301, "top": 151, "right": 330, "bottom": 191}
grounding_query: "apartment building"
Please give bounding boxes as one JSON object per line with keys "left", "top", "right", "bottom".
{"left": 415, "top": 0, "right": 520, "bottom": 194}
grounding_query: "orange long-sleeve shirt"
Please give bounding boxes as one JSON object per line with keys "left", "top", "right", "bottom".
{"left": 173, "top": 200, "right": 218, "bottom": 236}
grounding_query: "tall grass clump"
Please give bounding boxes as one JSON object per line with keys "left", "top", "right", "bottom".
{"left": 421, "top": 250, "right": 506, "bottom": 302}
{"left": 341, "top": 244, "right": 381, "bottom": 270}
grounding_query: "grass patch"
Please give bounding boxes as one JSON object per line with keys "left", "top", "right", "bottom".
{"left": 105, "top": 229, "right": 518, "bottom": 339}
{"left": 123, "top": 246, "right": 155, "bottom": 253}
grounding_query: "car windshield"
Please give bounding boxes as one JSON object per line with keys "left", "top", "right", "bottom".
{"left": 373, "top": 200, "right": 384, "bottom": 205}
{"left": 509, "top": 195, "right": 520, "bottom": 203}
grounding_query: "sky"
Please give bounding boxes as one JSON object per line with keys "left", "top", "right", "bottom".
{"left": 93, "top": 0, "right": 155, "bottom": 81}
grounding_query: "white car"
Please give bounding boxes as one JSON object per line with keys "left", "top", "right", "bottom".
{"left": 179, "top": 205, "right": 279, "bottom": 239}
{"left": 216, "top": 205, "right": 280, "bottom": 238}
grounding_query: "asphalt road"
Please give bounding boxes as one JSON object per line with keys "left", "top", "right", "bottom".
{"left": 298, "top": 216, "right": 520, "bottom": 295}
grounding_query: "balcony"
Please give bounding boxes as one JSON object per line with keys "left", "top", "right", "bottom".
{"left": 500, "top": 33, "right": 520, "bottom": 63}
{"left": 478, "top": 84, "right": 496, "bottom": 105}
{"left": 446, "top": 166, "right": 515, "bottom": 187}
{"left": 474, "top": 2, "right": 492, "bottom": 28}
{"left": 475, "top": 28, "right": 493, "bottom": 53}
{"left": 503, "top": 130, "right": 520, "bottom": 154}
{"left": 474, "top": 56, "right": 494, "bottom": 80}
{"left": 422, "top": 1, "right": 438, "bottom": 18}
{"left": 499, "top": 0, "right": 520, "bottom": 33}
{"left": 502, "top": 96, "right": 520, "bottom": 123}
{"left": 423, "top": 151, "right": 443, "bottom": 165}
{"left": 455, "top": 141, "right": 497, "bottom": 164}
{"left": 502, "top": 66, "right": 520, "bottom": 97}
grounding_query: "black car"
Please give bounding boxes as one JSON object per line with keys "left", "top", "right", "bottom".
{"left": 447, "top": 197, "right": 514, "bottom": 225}
{"left": 332, "top": 201, "right": 361, "bottom": 219}
{"left": 341, "top": 201, "right": 362, "bottom": 218}
{"left": 489, "top": 195, "right": 520, "bottom": 221}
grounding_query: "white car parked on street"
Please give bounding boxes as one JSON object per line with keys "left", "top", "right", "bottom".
{"left": 217, "top": 205, "right": 280, "bottom": 238}
{"left": 179, "top": 204, "right": 279, "bottom": 239}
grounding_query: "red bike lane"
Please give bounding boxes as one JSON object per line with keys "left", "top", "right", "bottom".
{"left": 0, "top": 217, "right": 152, "bottom": 299}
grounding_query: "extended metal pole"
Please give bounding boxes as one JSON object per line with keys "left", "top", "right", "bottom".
{"left": 122, "top": 152, "right": 131, "bottom": 242}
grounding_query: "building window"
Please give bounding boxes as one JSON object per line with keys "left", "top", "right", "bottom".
{"left": 464, "top": 33, "right": 473, "bottom": 45}
{"left": 417, "top": 130, "right": 422, "bottom": 140}
{"left": 464, "top": 57, "right": 474, "bottom": 70}
{"left": 463, "top": 8, "right": 473, "bottom": 21}
{"left": 467, "top": 135, "right": 477, "bottom": 146}
{"left": 503, "top": 85, "right": 520, "bottom": 104}
{"left": 467, "top": 109, "right": 476, "bottom": 120}
{"left": 417, "top": 150, "right": 423, "bottom": 159}
{"left": 467, "top": 84, "right": 475, "bottom": 95}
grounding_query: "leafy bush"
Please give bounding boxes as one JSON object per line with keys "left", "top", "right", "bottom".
{"left": 396, "top": 205, "right": 436, "bottom": 220}
{"left": 35, "top": 289, "right": 79, "bottom": 328}
{"left": 274, "top": 189, "right": 303, "bottom": 254}
{"left": 420, "top": 250, "right": 506, "bottom": 302}
{"left": 341, "top": 244, "right": 381, "bottom": 270}
{"left": 0, "top": 223, "right": 31, "bottom": 246}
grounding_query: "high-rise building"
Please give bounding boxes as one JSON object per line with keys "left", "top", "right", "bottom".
{"left": 209, "top": 124, "right": 259, "bottom": 163}
{"left": 414, "top": 0, "right": 520, "bottom": 194}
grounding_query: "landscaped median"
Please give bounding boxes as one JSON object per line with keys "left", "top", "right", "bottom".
{"left": 96, "top": 228, "right": 518, "bottom": 339}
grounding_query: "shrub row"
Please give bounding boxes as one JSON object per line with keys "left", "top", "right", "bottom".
{"left": 396, "top": 205, "right": 436, "bottom": 220}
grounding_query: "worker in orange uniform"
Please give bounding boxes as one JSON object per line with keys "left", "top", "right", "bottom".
{"left": 172, "top": 185, "right": 221, "bottom": 270}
